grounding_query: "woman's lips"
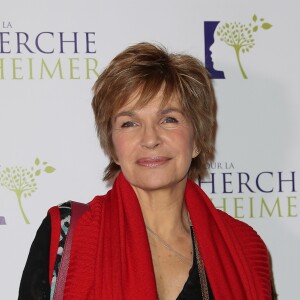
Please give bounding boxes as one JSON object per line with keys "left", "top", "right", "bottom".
{"left": 136, "top": 156, "right": 171, "bottom": 168}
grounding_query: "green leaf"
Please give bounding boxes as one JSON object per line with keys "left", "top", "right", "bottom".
{"left": 35, "top": 158, "right": 40, "bottom": 166}
{"left": 260, "top": 18, "right": 265, "bottom": 21}
{"left": 35, "top": 169, "right": 41, "bottom": 176}
{"left": 253, "top": 26, "right": 258, "bottom": 32}
{"left": 42, "top": 162, "right": 48, "bottom": 165}
{"left": 261, "top": 23, "right": 272, "bottom": 30}
{"left": 44, "top": 166, "right": 56, "bottom": 173}
{"left": 253, "top": 14, "right": 257, "bottom": 22}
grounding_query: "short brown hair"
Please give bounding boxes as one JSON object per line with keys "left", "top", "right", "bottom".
{"left": 92, "top": 42, "right": 217, "bottom": 181}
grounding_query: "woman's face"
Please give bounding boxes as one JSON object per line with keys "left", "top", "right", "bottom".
{"left": 111, "top": 90, "right": 197, "bottom": 192}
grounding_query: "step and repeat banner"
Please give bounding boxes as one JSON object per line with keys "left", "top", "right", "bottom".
{"left": 1, "top": 1, "right": 299, "bottom": 299}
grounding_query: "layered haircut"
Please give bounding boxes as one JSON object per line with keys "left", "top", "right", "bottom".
{"left": 92, "top": 42, "right": 217, "bottom": 181}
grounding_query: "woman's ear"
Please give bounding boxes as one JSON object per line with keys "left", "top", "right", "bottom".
{"left": 113, "top": 156, "right": 120, "bottom": 165}
{"left": 110, "top": 151, "right": 120, "bottom": 165}
{"left": 192, "top": 145, "right": 200, "bottom": 158}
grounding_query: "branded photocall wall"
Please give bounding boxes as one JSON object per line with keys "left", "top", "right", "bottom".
{"left": 1, "top": 1, "right": 299, "bottom": 299}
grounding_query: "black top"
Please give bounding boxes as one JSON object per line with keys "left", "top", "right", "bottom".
{"left": 18, "top": 215, "right": 213, "bottom": 300}
{"left": 19, "top": 216, "right": 51, "bottom": 300}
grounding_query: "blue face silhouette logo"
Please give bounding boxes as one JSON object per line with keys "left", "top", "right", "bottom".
{"left": 204, "top": 21, "right": 225, "bottom": 79}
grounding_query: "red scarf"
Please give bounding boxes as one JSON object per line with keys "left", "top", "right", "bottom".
{"left": 49, "top": 172, "right": 271, "bottom": 299}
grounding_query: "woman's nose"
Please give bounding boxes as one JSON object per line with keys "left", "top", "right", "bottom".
{"left": 140, "top": 125, "right": 161, "bottom": 149}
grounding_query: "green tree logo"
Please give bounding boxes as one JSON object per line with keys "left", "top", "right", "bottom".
{"left": 0, "top": 158, "right": 55, "bottom": 224}
{"left": 216, "top": 14, "right": 272, "bottom": 79}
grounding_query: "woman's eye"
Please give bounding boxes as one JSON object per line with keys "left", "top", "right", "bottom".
{"left": 121, "top": 121, "right": 137, "bottom": 128}
{"left": 163, "top": 117, "right": 178, "bottom": 123}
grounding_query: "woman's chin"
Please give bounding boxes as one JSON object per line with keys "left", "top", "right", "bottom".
{"left": 129, "top": 173, "right": 187, "bottom": 193}
{"left": 131, "top": 180, "right": 165, "bottom": 191}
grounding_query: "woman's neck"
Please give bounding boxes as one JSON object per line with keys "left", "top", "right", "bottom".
{"left": 132, "top": 179, "right": 190, "bottom": 236}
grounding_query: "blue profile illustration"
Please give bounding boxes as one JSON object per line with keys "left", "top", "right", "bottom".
{"left": 204, "top": 21, "right": 225, "bottom": 79}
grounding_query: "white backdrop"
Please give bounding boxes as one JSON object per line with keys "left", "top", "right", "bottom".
{"left": 1, "top": 1, "right": 299, "bottom": 299}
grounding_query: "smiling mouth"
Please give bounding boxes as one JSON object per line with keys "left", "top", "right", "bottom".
{"left": 136, "top": 156, "right": 171, "bottom": 168}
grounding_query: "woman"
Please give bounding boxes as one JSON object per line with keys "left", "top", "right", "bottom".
{"left": 19, "top": 42, "right": 272, "bottom": 299}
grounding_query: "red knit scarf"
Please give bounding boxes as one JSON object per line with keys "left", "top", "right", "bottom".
{"left": 49, "top": 172, "right": 271, "bottom": 299}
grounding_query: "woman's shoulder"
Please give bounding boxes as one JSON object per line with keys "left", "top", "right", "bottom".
{"left": 47, "top": 191, "right": 110, "bottom": 218}
{"left": 216, "top": 209, "right": 270, "bottom": 268}
{"left": 87, "top": 193, "right": 109, "bottom": 207}
{"left": 216, "top": 209, "right": 265, "bottom": 244}
{"left": 216, "top": 210, "right": 272, "bottom": 296}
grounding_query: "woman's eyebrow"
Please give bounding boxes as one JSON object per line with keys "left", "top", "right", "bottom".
{"left": 113, "top": 111, "right": 136, "bottom": 121}
{"left": 113, "top": 107, "right": 184, "bottom": 121}
{"left": 159, "top": 108, "right": 184, "bottom": 115}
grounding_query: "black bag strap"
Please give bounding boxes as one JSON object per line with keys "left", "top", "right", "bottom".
{"left": 53, "top": 201, "right": 89, "bottom": 300}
